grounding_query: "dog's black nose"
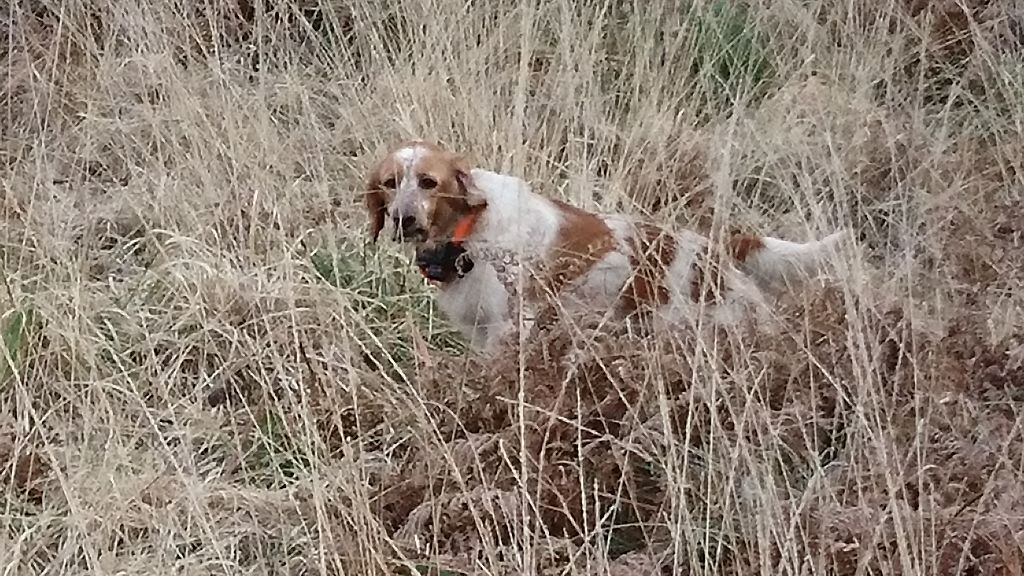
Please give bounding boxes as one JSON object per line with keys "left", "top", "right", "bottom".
{"left": 395, "top": 215, "right": 417, "bottom": 232}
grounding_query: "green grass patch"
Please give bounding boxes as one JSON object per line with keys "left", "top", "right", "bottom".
{"left": 0, "top": 306, "right": 35, "bottom": 386}
{"left": 311, "top": 239, "right": 465, "bottom": 372}
{"left": 247, "top": 409, "right": 312, "bottom": 488}
{"left": 688, "top": 0, "right": 775, "bottom": 119}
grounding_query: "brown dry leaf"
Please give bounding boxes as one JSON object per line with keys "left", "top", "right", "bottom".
{"left": 1, "top": 435, "right": 51, "bottom": 502}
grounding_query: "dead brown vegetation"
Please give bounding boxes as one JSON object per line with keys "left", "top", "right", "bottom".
{"left": 2, "top": 0, "right": 1024, "bottom": 574}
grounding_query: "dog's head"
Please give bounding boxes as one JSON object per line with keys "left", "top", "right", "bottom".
{"left": 364, "top": 141, "right": 487, "bottom": 243}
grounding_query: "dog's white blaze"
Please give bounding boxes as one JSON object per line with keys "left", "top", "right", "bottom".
{"left": 394, "top": 145, "right": 426, "bottom": 192}
{"left": 390, "top": 145, "right": 433, "bottom": 223}
{"left": 393, "top": 145, "right": 423, "bottom": 165}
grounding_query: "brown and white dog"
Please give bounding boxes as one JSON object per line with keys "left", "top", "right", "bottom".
{"left": 364, "top": 140, "right": 847, "bottom": 354}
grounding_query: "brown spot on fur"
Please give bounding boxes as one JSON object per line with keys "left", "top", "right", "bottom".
{"left": 422, "top": 153, "right": 481, "bottom": 241}
{"left": 364, "top": 149, "right": 403, "bottom": 242}
{"left": 526, "top": 200, "right": 616, "bottom": 326}
{"left": 364, "top": 186, "right": 387, "bottom": 242}
{"left": 545, "top": 200, "right": 616, "bottom": 290}
{"left": 622, "top": 222, "right": 676, "bottom": 313}
{"left": 730, "top": 233, "right": 764, "bottom": 263}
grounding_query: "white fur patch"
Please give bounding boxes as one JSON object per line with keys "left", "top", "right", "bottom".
{"left": 393, "top": 145, "right": 426, "bottom": 167}
{"left": 435, "top": 261, "right": 511, "bottom": 353}
{"left": 462, "top": 169, "right": 563, "bottom": 258}
{"left": 394, "top": 145, "right": 426, "bottom": 190}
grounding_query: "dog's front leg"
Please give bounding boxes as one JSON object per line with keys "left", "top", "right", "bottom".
{"left": 482, "top": 294, "right": 539, "bottom": 357}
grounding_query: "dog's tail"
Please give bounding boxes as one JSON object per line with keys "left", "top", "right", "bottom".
{"left": 729, "top": 229, "right": 849, "bottom": 292}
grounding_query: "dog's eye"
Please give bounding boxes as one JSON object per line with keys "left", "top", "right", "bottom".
{"left": 420, "top": 176, "right": 437, "bottom": 190}
{"left": 382, "top": 177, "right": 397, "bottom": 189}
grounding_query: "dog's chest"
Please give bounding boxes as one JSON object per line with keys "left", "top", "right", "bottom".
{"left": 437, "top": 242, "right": 625, "bottom": 317}
{"left": 433, "top": 248, "right": 524, "bottom": 346}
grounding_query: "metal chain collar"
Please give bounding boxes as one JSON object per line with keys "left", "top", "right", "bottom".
{"left": 473, "top": 246, "right": 523, "bottom": 297}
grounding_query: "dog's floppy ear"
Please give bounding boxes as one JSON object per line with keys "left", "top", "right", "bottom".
{"left": 449, "top": 153, "right": 487, "bottom": 207}
{"left": 365, "top": 171, "right": 387, "bottom": 242}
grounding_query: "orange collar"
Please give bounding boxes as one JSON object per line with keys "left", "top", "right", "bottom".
{"left": 451, "top": 209, "right": 482, "bottom": 245}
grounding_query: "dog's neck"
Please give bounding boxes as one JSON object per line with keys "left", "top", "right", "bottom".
{"left": 461, "top": 168, "right": 563, "bottom": 259}
{"left": 428, "top": 169, "right": 559, "bottom": 297}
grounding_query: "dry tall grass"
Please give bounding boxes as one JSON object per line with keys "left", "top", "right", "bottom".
{"left": 2, "top": 0, "right": 1024, "bottom": 574}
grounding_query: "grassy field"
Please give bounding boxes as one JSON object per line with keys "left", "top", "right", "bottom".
{"left": 3, "top": 0, "right": 1024, "bottom": 574}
